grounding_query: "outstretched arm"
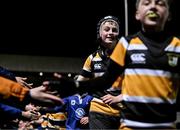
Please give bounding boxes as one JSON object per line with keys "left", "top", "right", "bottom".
{"left": 43, "top": 59, "right": 124, "bottom": 97}
{"left": 0, "top": 76, "right": 63, "bottom": 106}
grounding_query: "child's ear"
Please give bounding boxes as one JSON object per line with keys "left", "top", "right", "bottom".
{"left": 135, "top": 10, "right": 140, "bottom": 20}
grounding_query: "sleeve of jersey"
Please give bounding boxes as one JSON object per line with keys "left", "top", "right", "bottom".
{"left": 0, "top": 76, "right": 29, "bottom": 102}
{"left": 0, "top": 103, "right": 22, "bottom": 118}
{"left": 110, "top": 37, "right": 128, "bottom": 67}
{"left": 0, "top": 66, "right": 16, "bottom": 81}
{"left": 80, "top": 55, "right": 93, "bottom": 78}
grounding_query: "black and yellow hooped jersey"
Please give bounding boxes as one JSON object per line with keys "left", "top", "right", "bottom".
{"left": 110, "top": 31, "right": 180, "bottom": 128}
{"left": 80, "top": 49, "right": 122, "bottom": 116}
{"left": 81, "top": 49, "right": 122, "bottom": 98}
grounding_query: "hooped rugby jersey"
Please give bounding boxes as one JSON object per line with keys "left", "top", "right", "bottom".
{"left": 110, "top": 31, "right": 180, "bottom": 128}
{"left": 80, "top": 48, "right": 122, "bottom": 116}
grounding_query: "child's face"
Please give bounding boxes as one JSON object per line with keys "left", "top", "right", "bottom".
{"left": 135, "top": 0, "right": 170, "bottom": 31}
{"left": 99, "top": 21, "right": 119, "bottom": 50}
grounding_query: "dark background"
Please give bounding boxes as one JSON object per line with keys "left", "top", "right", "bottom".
{"left": 1, "top": 0, "right": 179, "bottom": 58}
{"left": 1, "top": 0, "right": 180, "bottom": 112}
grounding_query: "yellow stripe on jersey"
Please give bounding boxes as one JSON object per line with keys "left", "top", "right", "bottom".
{"left": 111, "top": 37, "right": 128, "bottom": 66}
{"left": 123, "top": 75, "right": 177, "bottom": 98}
{"left": 165, "top": 37, "right": 180, "bottom": 53}
{"left": 83, "top": 55, "right": 93, "bottom": 72}
{"left": 130, "top": 37, "right": 142, "bottom": 44}
{"left": 112, "top": 76, "right": 123, "bottom": 89}
{"left": 128, "top": 38, "right": 147, "bottom": 50}
{"left": 90, "top": 100, "right": 120, "bottom": 116}
{"left": 171, "top": 37, "right": 180, "bottom": 47}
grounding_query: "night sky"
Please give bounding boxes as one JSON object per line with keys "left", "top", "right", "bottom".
{"left": 1, "top": 0, "right": 179, "bottom": 58}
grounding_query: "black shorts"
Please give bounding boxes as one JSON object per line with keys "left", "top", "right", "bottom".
{"left": 89, "top": 111, "right": 120, "bottom": 129}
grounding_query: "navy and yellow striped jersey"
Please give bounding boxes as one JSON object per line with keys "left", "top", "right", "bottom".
{"left": 80, "top": 48, "right": 122, "bottom": 98}
{"left": 110, "top": 31, "right": 180, "bottom": 129}
{"left": 80, "top": 48, "right": 122, "bottom": 116}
